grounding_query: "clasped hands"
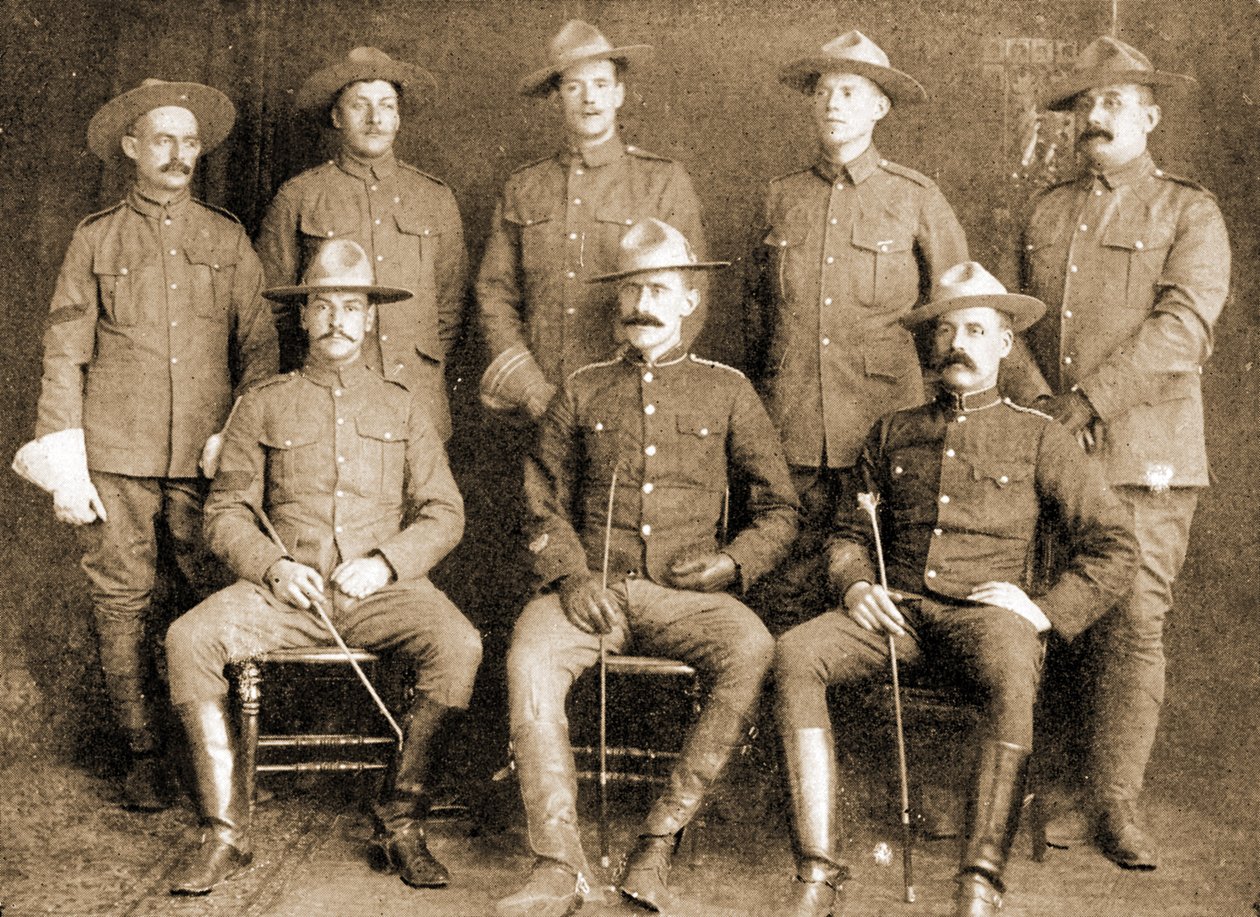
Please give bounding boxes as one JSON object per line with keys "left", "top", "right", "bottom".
{"left": 558, "top": 552, "right": 736, "bottom": 635}
{"left": 1038, "top": 390, "right": 1099, "bottom": 451}
{"left": 843, "top": 580, "right": 1051, "bottom": 635}
{"left": 266, "top": 554, "right": 394, "bottom": 609}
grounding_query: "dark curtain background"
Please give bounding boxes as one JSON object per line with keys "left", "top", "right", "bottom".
{"left": 2, "top": 0, "right": 1257, "bottom": 821}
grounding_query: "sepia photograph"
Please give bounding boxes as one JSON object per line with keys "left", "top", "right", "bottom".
{"left": 0, "top": 1, "right": 1256, "bottom": 914}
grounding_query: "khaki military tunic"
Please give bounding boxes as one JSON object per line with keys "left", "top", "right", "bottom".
{"left": 749, "top": 145, "right": 968, "bottom": 470}
{"left": 36, "top": 189, "right": 278, "bottom": 477}
{"left": 477, "top": 138, "right": 705, "bottom": 407}
{"left": 255, "top": 152, "right": 467, "bottom": 436}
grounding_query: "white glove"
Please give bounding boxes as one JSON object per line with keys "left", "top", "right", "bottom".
{"left": 12, "top": 428, "right": 107, "bottom": 525}
{"left": 199, "top": 432, "right": 225, "bottom": 479}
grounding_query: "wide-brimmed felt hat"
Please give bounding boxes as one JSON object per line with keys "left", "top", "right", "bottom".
{"left": 296, "top": 46, "right": 436, "bottom": 112}
{"left": 1043, "top": 36, "right": 1195, "bottom": 112}
{"left": 263, "top": 239, "right": 411, "bottom": 304}
{"left": 590, "top": 218, "right": 728, "bottom": 283}
{"left": 87, "top": 79, "right": 235, "bottom": 160}
{"left": 519, "top": 20, "right": 653, "bottom": 97}
{"left": 900, "top": 262, "right": 1045, "bottom": 333}
{"left": 779, "top": 31, "right": 926, "bottom": 106}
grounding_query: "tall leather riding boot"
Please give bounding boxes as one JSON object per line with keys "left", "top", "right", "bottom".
{"left": 169, "top": 698, "right": 252, "bottom": 895}
{"left": 102, "top": 667, "right": 169, "bottom": 812}
{"left": 494, "top": 720, "right": 594, "bottom": 917}
{"left": 952, "top": 740, "right": 1029, "bottom": 917}
{"left": 372, "top": 696, "right": 453, "bottom": 888}
{"left": 619, "top": 698, "right": 751, "bottom": 912}
{"left": 784, "top": 727, "right": 847, "bottom": 917}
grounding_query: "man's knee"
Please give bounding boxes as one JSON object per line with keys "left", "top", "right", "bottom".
{"left": 773, "top": 624, "right": 828, "bottom": 688}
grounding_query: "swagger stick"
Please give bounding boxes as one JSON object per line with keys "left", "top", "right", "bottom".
{"left": 249, "top": 503, "right": 404, "bottom": 748}
{"left": 858, "top": 492, "right": 915, "bottom": 903}
{"left": 598, "top": 468, "right": 619, "bottom": 869}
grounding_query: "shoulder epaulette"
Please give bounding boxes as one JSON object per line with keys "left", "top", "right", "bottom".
{"left": 688, "top": 354, "right": 747, "bottom": 378}
{"left": 194, "top": 199, "right": 244, "bottom": 226}
{"left": 1152, "top": 167, "right": 1211, "bottom": 195}
{"left": 566, "top": 355, "right": 623, "bottom": 384}
{"left": 1002, "top": 397, "right": 1053, "bottom": 421}
{"left": 76, "top": 200, "right": 125, "bottom": 229}
{"left": 252, "top": 371, "right": 300, "bottom": 392}
{"left": 1032, "top": 176, "right": 1077, "bottom": 199}
{"left": 510, "top": 154, "right": 557, "bottom": 176}
{"left": 398, "top": 160, "right": 449, "bottom": 187}
{"left": 769, "top": 166, "right": 814, "bottom": 186}
{"left": 625, "top": 144, "right": 671, "bottom": 162}
{"left": 877, "top": 159, "right": 934, "bottom": 188}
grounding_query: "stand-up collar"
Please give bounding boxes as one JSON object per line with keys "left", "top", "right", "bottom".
{"left": 565, "top": 134, "right": 626, "bottom": 169}
{"left": 128, "top": 186, "right": 190, "bottom": 220}
{"left": 337, "top": 149, "right": 398, "bottom": 181}
{"left": 622, "top": 342, "right": 687, "bottom": 368}
{"left": 937, "top": 384, "right": 1002, "bottom": 413}
{"left": 300, "top": 355, "right": 373, "bottom": 388}
{"left": 816, "top": 142, "right": 881, "bottom": 186}
{"left": 1092, "top": 150, "right": 1155, "bottom": 191}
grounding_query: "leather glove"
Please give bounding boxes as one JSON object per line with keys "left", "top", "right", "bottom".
{"left": 558, "top": 573, "right": 621, "bottom": 635}
{"left": 1036, "top": 390, "right": 1096, "bottom": 434}
{"left": 667, "top": 552, "right": 737, "bottom": 593}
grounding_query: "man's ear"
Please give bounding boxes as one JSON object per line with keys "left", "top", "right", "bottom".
{"left": 681, "top": 286, "right": 700, "bottom": 318}
{"left": 364, "top": 302, "right": 376, "bottom": 334}
{"left": 873, "top": 90, "right": 891, "bottom": 123}
{"left": 120, "top": 134, "right": 138, "bottom": 162}
{"left": 612, "top": 79, "right": 626, "bottom": 111}
{"left": 1143, "top": 102, "right": 1161, "bottom": 135}
{"left": 999, "top": 327, "right": 1014, "bottom": 358}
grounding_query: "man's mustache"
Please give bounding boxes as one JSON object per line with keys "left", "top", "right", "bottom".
{"left": 935, "top": 350, "right": 978, "bottom": 371}
{"left": 1078, "top": 126, "right": 1114, "bottom": 143}
{"left": 318, "top": 330, "right": 355, "bottom": 342}
{"left": 621, "top": 315, "right": 666, "bottom": 328}
{"left": 160, "top": 160, "right": 193, "bottom": 175}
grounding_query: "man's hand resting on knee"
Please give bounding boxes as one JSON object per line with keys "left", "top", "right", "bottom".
{"left": 843, "top": 581, "right": 907, "bottom": 636}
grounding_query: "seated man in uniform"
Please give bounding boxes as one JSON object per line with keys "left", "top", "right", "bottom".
{"left": 773, "top": 262, "right": 1137, "bottom": 917}
{"left": 163, "top": 239, "right": 481, "bottom": 896}
{"left": 496, "top": 219, "right": 799, "bottom": 917}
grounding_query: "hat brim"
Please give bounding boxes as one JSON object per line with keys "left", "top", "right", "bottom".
{"left": 519, "top": 45, "right": 654, "bottom": 97}
{"left": 263, "top": 283, "right": 413, "bottom": 305}
{"left": 589, "top": 259, "right": 730, "bottom": 284}
{"left": 1043, "top": 69, "right": 1196, "bottom": 111}
{"left": 88, "top": 82, "right": 235, "bottom": 160}
{"left": 296, "top": 59, "right": 437, "bottom": 112}
{"left": 899, "top": 293, "right": 1047, "bottom": 334}
{"left": 779, "top": 58, "right": 927, "bottom": 106}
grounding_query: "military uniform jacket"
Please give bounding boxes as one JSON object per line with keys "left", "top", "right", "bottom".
{"left": 35, "top": 188, "right": 278, "bottom": 478}
{"left": 255, "top": 153, "right": 467, "bottom": 434}
{"left": 204, "top": 359, "right": 464, "bottom": 586}
{"left": 1018, "top": 152, "right": 1231, "bottom": 488}
{"left": 828, "top": 387, "right": 1137, "bottom": 641}
{"left": 476, "top": 137, "right": 705, "bottom": 399}
{"left": 749, "top": 145, "right": 968, "bottom": 470}
{"left": 525, "top": 347, "right": 799, "bottom": 593}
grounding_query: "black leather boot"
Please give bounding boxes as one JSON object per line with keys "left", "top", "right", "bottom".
{"left": 168, "top": 699, "right": 252, "bottom": 895}
{"left": 372, "top": 697, "right": 453, "bottom": 888}
{"left": 494, "top": 720, "right": 596, "bottom": 917}
{"left": 103, "top": 667, "right": 169, "bottom": 812}
{"left": 784, "top": 727, "right": 846, "bottom": 917}
{"left": 952, "top": 740, "right": 1029, "bottom": 917}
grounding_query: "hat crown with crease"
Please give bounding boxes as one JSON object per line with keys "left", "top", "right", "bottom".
{"left": 519, "top": 20, "right": 653, "bottom": 97}
{"left": 820, "top": 30, "right": 893, "bottom": 71}
{"left": 263, "top": 239, "right": 412, "bottom": 303}
{"left": 901, "top": 261, "right": 1046, "bottom": 332}
{"left": 591, "top": 219, "right": 729, "bottom": 282}
{"left": 779, "top": 30, "right": 927, "bottom": 105}
{"left": 1042, "top": 35, "right": 1194, "bottom": 111}
{"left": 295, "top": 46, "right": 435, "bottom": 113}
{"left": 87, "top": 78, "right": 235, "bottom": 160}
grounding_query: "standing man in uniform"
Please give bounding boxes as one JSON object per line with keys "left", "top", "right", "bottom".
{"left": 773, "top": 263, "right": 1137, "bottom": 917}
{"left": 1015, "top": 37, "right": 1230, "bottom": 869}
{"left": 476, "top": 19, "right": 706, "bottom": 419}
{"left": 14, "top": 79, "right": 277, "bottom": 810}
{"left": 747, "top": 31, "right": 968, "bottom": 631}
{"left": 256, "top": 47, "right": 467, "bottom": 439}
{"left": 495, "top": 220, "right": 798, "bottom": 917}
{"left": 164, "top": 239, "right": 480, "bottom": 895}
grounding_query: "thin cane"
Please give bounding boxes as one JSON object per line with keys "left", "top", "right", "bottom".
{"left": 249, "top": 503, "right": 404, "bottom": 748}
{"left": 858, "top": 492, "right": 915, "bottom": 903}
{"left": 598, "top": 467, "right": 619, "bottom": 868}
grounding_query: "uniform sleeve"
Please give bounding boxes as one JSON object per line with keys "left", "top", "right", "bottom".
{"left": 1076, "top": 195, "right": 1231, "bottom": 422}
{"left": 522, "top": 388, "right": 591, "bottom": 587}
{"left": 475, "top": 193, "right": 528, "bottom": 362}
{"left": 435, "top": 186, "right": 468, "bottom": 361}
{"left": 254, "top": 184, "right": 301, "bottom": 288}
{"left": 375, "top": 400, "right": 464, "bottom": 580}
{"left": 204, "top": 392, "right": 287, "bottom": 584}
{"left": 34, "top": 228, "right": 97, "bottom": 437}
{"left": 230, "top": 233, "right": 279, "bottom": 394}
{"left": 720, "top": 378, "right": 800, "bottom": 590}
{"left": 742, "top": 185, "right": 776, "bottom": 384}
{"left": 662, "top": 162, "right": 706, "bottom": 259}
{"left": 824, "top": 420, "right": 882, "bottom": 600}
{"left": 916, "top": 183, "right": 969, "bottom": 288}
{"left": 1032, "top": 421, "right": 1139, "bottom": 640}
